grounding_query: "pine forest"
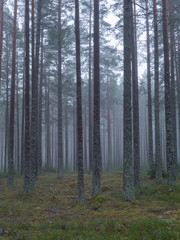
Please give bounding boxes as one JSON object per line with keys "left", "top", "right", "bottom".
{"left": 0, "top": 0, "right": 180, "bottom": 239}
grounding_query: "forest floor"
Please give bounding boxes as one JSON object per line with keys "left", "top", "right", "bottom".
{"left": 0, "top": 170, "right": 180, "bottom": 240}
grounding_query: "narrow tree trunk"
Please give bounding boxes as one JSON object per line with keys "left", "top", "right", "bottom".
{"left": 8, "top": 0, "right": 17, "bottom": 185}
{"left": 169, "top": 0, "right": 177, "bottom": 176}
{"left": 132, "top": 0, "right": 140, "bottom": 187}
{"left": 24, "top": 0, "right": 31, "bottom": 193}
{"left": 57, "top": 0, "right": 63, "bottom": 177}
{"left": 88, "top": 0, "right": 93, "bottom": 172}
{"left": 153, "top": 0, "right": 162, "bottom": 182}
{"left": 92, "top": 0, "right": 101, "bottom": 196}
{"left": 16, "top": 63, "right": 20, "bottom": 172}
{"left": 0, "top": 0, "right": 4, "bottom": 91}
{"left": 75, "top": 0, "right": 84, "bottom": 202}
{"left": 4, "top": 43, "right": 9, "bottom": 173}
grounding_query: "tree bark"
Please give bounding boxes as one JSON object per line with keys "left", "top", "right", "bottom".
{"left": 75, "top": 0, "right": 85, "bottom": 202}
{"left": 123, "top": 0, "right": 135, "bottom": 201}
{"left": 162, "top": 0, "right": 176, "bottom": 185}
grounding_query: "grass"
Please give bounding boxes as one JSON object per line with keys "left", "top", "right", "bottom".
{"left": 0, "top": 171, "right": 180, "bottom": 239}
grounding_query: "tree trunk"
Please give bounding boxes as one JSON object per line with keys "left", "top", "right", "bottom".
{"left": 123, "top": 0, "right": 135, "bottom": 201}
{"left": 92, "top": 0, "right": 101, "bottom": 196}
{"left": 75, "top": 0, "right": 84, "bottom": 202}
{"left": 132, "top": 0, "right": 140, "bottom": 187}
{"left": 24, "top": 0, "right": 31, "bottom": 193}
{"left": 162, "top": 0, "right": 176, "bottom": 185}
{"left": 57, "top": 0, "right": 63, "bottom": 177}
{"left": 8, "top": 0, "right": 17, "bottom": 185}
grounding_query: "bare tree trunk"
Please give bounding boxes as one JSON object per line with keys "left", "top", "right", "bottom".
{"left": 92, "top": 0, "right": 101, "bottom": 196}
{"left": 8, "top": 0, "right": 17, "bottom": 185}
{"left": 123, "top": 0, "right": 135, "bottom": 201}
{"left": 57, "top": 0, "right": 63, "bottom": 177}
{"left": 75, "top": 0, "right": 84, "bottom": 202}
{"left": 24, "top": 0, "right": 31, "bottom": 193}
{"left": 162, "top": 0, "right": 176, "bottom": 185}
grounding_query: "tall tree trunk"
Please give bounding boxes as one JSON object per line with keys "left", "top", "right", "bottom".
{"left": 123, "top": 0, "right": 135, "bottom": 201}
{"left": 0, "top": 0, "right": 4, "bottom": 92}
{"left": 162, "top": 0, "right": 176, "bottom": 185}
{"left": 8, "top": 0, "right": 17, "bottom": 185}
{"left": 153, "top": 0, "right": 162, "bottom": 182}
{"left": 92, "top": 0, "right": 101, "bottom": 195}
{"left": 57, "top": 0, "right": 63, "bottom": 177}
{"left": 107, "top": 74, "right": 112, "bottom": 169}
{"left": 75, "top": 0, "right": 84, "bottom": 202}
{"left": 132, "top": 0, "right": 140, "bottom": 187}
{"left": 16, "top": 63, "right": 20, "bottom": 172}
{"left": 30, "top": 0, "right": 36, "bottom": 189}
{"left": 88, "top": 0, "right": 93, "bottom": 172}
{"left": 146, "top": 0, "right": 153, "bottom": 173}
{"left": 37, "top": 27, "right": 43, "bottom": 173}
{"left": 4, "top": 42, "right": 9, "bottom": 173}
{"left": 169, "top": 0, "right": 177, "bottom": 176}
{"left": 23, "top": 0, "right": 31, "bottom": 193}
{"left": 35, "top": 0, "right": 42, "bottom": 176}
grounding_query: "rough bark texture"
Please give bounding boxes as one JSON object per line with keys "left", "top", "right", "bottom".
{"left": 123, "top": 0, "right": 135, "bottom": 201}
{"left": 132, "top": 1, "right": 140, "bottom": 187}
{"left": 162, "top": 0, "right": 176, "bottom": 186}
{"left": 153, "top": 0, "right": 162, "bottom": 182}
{"left": 57, "top": 0, "right": 63, "bottom": 178}
{"left": 169, "top": 0, "right": 177, "bottom": 176}
{"left": 8, "top": 0, "right": 17, "bottom": 185}
{"left": 75, "top": 0, "right": 85, "bottom": 202}
{"left": 23, "top": 0, "right": 31, "bottom": 193}
{"left": 92, "top": 0, "right": 101, "bottom": 196}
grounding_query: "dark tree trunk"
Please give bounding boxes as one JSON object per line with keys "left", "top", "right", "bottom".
{"left": 4, "top": 42, "right": 9, "bottom": 173}
{"left": 123, "top": 0, "right": 135, "bottom": 201}
{"left": 169, "top": 0, "right": 177, "bottom": 176}
{"left": 57, "top": 0, "right": 63, "bottom": 177}
{"left": 162, "top": 0, "right": 176, "bottom": 185}
{"left": 37, "top": 27, "right": 44, "bottom": 174}
{"left": 23, "top": 0, "right": 31, "bottom": 193}
{"left": 8, "top": 0, "right": 17, "bottom": 185}
{"left": 88, "top": 0, "right": 93, "bottom": 172}
{"left": 92, "top": 0, "right": 101, "bottom": 196}
{"left": 75, "top": 0, "right": 85, "bottom": 202}
{"left": 153, "top": 0, "right": 162, "bottom": 182}
{"left": 16, "top": 64, "right": 20, "bottom": 172}
{"left": 132, "top": 1, "right": 140, "bottom": 187}
{"left": 30, "top": 0, "right": 36, "bottom": 189}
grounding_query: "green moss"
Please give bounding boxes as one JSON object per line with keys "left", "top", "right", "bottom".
{"left": 92, "top": 194, "right": 114, "bottom": 204}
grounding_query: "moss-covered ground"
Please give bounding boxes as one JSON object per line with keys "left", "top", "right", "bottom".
{"left": 0, "top": 170, "right": 180, "bottom": 239}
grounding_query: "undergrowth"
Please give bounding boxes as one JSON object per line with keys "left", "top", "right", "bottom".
{"left": 0, "top": 171, "right": 180, "bottom": 239}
